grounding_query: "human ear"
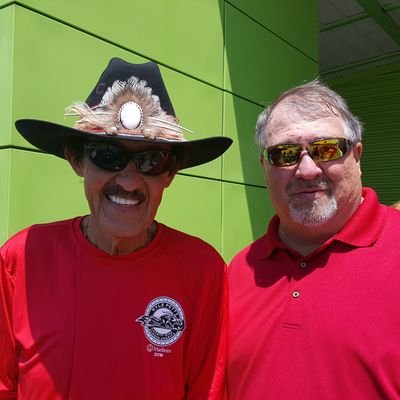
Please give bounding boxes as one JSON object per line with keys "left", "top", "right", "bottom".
{"left": 64, "top": 147, "right": 84, "bottom": 177}
{"left": 353, "top": 142, "right": 362, "bottom": 162}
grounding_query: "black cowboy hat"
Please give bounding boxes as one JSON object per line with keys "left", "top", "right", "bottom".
{"left": 15, "top": 58, "right": 232, "bottom": 170}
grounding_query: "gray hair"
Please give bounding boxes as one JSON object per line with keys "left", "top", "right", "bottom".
{"left": 255, "top": 79, "right": 363, "bottom": 151}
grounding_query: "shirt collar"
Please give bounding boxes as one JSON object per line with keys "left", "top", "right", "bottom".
{"left": 256, "top": 187, "right": 386, "bottom": 259}
{"left": 332, "top": 187, "right": 386, "bottom": 247}
{"left": 256, "top": 215, "right": 287, "bottom": 259}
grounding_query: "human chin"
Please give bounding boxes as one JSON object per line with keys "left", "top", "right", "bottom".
{"left": 98, "top": 209, "right": 150, "bottom": 239}
{"left": 289, "top": 195, "right": 337, "bottom": 226}
{"left": 93, "top": 196, "right": 151, "bottom": 238}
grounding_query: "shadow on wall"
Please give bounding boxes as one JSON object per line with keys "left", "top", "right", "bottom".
{"left": 219, "top": 0, "right": 318, "bottom": 256}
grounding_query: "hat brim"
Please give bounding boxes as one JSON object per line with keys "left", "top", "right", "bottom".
{"left": 15, "top": 119, "right": 232, "bottom": 170}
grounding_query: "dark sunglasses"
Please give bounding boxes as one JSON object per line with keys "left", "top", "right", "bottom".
{"left": 85, "top": 142, "right": 178, "bottom": 175}
{"left": 263, "top": 138, "right": 354, "bottom": 167}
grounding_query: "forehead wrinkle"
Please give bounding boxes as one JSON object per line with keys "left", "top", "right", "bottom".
{"left": 267, "top": 116, "right": 346, "bottom": 147}
{"left": 269, "top": 97, "right": 340, "bottom": 126}
{"left": 270, "top": 101, "right": 335, "bottom": 126}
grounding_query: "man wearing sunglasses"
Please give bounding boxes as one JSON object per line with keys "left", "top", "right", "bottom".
{"left": 227, "top": 80, "right": 400, "bottom": 399}
{"left": 0, "top": 58, "right": 232, "bottom": 399}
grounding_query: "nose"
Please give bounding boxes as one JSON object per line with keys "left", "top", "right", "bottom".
{"left": 294, "top": 151, "right": 323, "bottom": 180}
{"left": 114, "top": 160, "right": 143, "bottom": 191}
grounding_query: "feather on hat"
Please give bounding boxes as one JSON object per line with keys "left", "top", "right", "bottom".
{"left": 15, "top": 58, "right": 232, "bottom": 170}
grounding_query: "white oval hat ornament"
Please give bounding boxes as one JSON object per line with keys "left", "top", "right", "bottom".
{"left": 119, "top": 101, "right": 143, "bottom": 130}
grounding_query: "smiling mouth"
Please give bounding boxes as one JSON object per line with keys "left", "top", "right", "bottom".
{"left": 104, "top": 186, "right": 146, "bottom": 207}
{"left": 108, "top": 195, "right": 141, "bottom": 206}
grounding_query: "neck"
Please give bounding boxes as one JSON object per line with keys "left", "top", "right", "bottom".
{"left": 278, "top": 225, "right": 330, "bottom": 256}
{"left": 82, "top": 216, "right": 156, "bottom": 255}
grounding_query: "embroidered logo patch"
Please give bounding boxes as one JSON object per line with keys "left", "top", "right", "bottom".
{"left": 136, "top": 296, "right": 185, "bottom": 346}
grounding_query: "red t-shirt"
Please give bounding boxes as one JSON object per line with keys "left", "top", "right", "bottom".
{"left": 0, "top": 218, "right": 227, "bottom": 400}
{"left": 227, "top": 188, "right": 400, "bottom": 400}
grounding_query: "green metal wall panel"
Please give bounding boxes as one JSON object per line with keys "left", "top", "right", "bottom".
{"left": 227, "top": 0, "right": 318, "bottom": 60}
{"left": 0, "top": 150, "right": 11, "bottom": 244}
{"left": 16, "top": 0, "right": 225, "bottom": 87}
{"left": 157, "top": 175, "right": 223, "bottom": 252}
{"left": 328, "top": 63, "right": 400, "bottom": 205}
{"left": 160, "top": 68, "right": 225, "bottom": 179}
{"left": 0, "top": 5, "right": 14, "bottom": 147}
{"left": 222, "top": 92, "right": 264, "bottom": 185}
{"left": 224, "top": 3, "right": 318, "bottom": 104}
{"left": 4, "top": 149, "right": 88, "bottom": 240}
{"left": 222, "top": 182, "right": 273, "bottom": 263}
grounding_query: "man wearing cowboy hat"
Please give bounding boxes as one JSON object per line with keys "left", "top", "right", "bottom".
{"left": 0, "top": 58, "right": 232, "bottom": 399}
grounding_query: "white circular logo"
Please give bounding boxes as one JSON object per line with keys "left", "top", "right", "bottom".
{"left": 136, "top": 297, "right": 185, "bottom": 346}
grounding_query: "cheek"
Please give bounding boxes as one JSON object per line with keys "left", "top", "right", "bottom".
{"left": 326, "top": 160, "right": 361, "bottom": 195}
{"left": 266, "top": 169, "right": 291, "bottom": 192}
{"left": 82, "top": 170, "right": 110, "bottom": 202}
{"left": 147, "top": 175, "right": 174, "bottom": 202}
{"left": 341, "top": 167, "right": 361, "bottom": 190}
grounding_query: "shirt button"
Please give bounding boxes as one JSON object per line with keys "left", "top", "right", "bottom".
{"left": 292, "top": 291, "right": 300, "bottom": 298}
{"left": 300, "top": 261, "right": 307, "bottom": 268}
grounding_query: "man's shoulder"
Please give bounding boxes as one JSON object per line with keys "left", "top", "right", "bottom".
{"left": 0, "top": 218, "right": 78, "bottom": 277}
{"left": 229, "top": 233, "right": 268, "bottom": 267}
{"left": 2, "top": 218, "right": 78, "bottom": 254}
{"left": 161, "top": 223, "right": 214, "bottom": 247}
{"left": 381, "top": 203, "right": 400, "bottom": 229}
{"left": 159, "top": 223, "right": 225, "bottom": 264}
{"left": 385, "top": 204, "right": 400, "bottom": 217}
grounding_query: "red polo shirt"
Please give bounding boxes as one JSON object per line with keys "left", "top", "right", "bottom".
{"left": 227, "top": 188, "right": 400, "bottom": 400}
